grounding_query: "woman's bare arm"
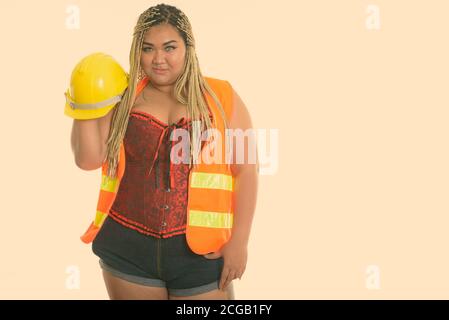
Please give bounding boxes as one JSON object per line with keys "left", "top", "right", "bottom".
{"left": 71, "top": 108, "right": 115, "bottom": 170}
{"left": 228, "top": 86, "right": 259, "bottom": 245}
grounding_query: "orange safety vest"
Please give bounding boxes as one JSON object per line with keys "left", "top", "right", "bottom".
{"left": 80, "top": 76, "right": 235, "bottom": 255}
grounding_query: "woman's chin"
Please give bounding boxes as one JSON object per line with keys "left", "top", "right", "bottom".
{"left": 150, "top": 73, "right": 169, "bottom": 81}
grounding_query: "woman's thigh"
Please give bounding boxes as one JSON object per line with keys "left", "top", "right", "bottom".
{"left": 102, "top": 269, "right": 169, "bottom": 300}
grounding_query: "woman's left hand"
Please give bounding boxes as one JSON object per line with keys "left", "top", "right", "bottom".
{"left": 203, "top": 239, "right": 248, "bottom": 291}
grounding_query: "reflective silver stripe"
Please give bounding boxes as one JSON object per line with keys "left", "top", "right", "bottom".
{"left": 65, "top": 91, "right": 123, "bottom": 110}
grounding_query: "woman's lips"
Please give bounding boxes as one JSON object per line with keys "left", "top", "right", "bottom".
{"left": 153, "top": 68, "right": 168, "bottom": 74}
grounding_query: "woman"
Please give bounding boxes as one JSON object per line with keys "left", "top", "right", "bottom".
{"left": 71, "top": 3, "right": 258, "bottom": 300}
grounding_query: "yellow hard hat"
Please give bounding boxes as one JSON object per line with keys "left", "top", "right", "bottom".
{"left": 64, "top": 52, "right": 129, "bottom": 120}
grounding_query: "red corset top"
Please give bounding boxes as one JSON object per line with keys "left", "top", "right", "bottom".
{"left": 109, "top": 110, "right": 192, "bottom": 238}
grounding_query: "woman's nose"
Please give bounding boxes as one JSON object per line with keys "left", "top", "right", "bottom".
{"left": 153, "top": 49, "right": 166, "bottom": 64}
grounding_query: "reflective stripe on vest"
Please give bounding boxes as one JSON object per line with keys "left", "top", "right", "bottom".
{"left": 101, "top": 174, "right": 119, "bottom": 193}
{"left": 190, "top": 172, "right": 233, "bottom": 191}
{"left": 94, "top": 173, "right": 119, "bottom": 227}
{"left": 94, "top": 210, "right": 108, "bottom": 227}
{"left": 189, "top": 209, "right": 233, "bottom": 229}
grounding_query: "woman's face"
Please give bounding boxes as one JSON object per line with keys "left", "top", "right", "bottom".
{"left": 140, "top": 23, "right": 186, "bottom": 86}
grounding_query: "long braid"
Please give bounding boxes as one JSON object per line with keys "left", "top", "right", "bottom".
{"left": 104, "top": 3, "right": 229, "bottom": 178}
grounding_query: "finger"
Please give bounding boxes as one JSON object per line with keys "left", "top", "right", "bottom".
{"left": 219, "top": 266, "right": 231, "bottom": 290}
{"left": 222, "top": 270, "right": 237, "bottom": 290}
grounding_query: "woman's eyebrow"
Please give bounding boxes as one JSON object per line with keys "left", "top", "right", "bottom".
{"left": 143, "top": 40, "right": 177, "bottom": 46}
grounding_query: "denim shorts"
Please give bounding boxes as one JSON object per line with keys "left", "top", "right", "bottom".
{"left": 91, "top": 215, "right": 224, "bottom": 297}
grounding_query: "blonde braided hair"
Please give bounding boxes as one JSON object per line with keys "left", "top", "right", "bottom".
{"left": 105, "top": 3, "right": 229, "bottom": 178}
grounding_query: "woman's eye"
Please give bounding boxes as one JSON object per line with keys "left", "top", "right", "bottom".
{"left": 143, "top": 46, "right": 176, "bottom": 52}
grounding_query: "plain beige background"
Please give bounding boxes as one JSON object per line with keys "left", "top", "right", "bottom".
{"left": 0, "top": 0, "right": 448, "bottom": 299}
